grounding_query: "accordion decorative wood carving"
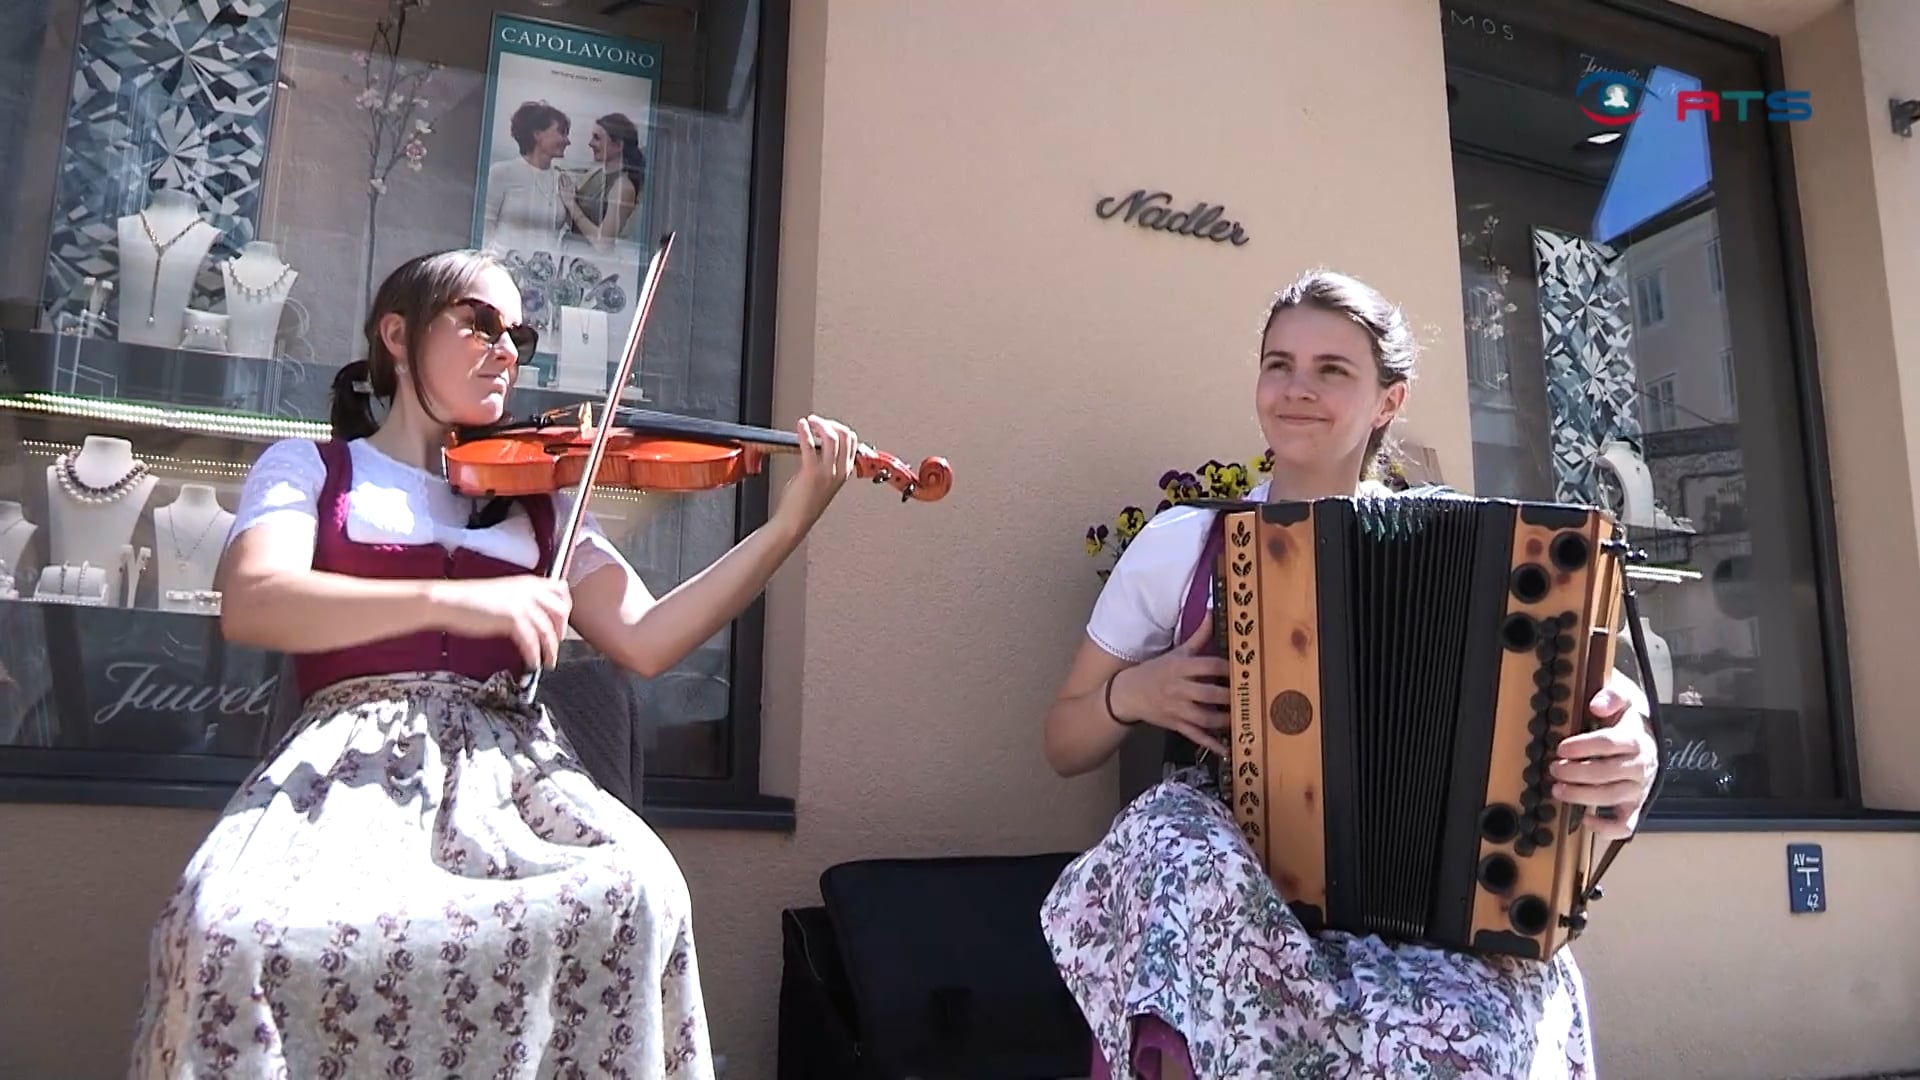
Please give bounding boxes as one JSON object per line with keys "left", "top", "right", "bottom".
{"left": 1208, "top": 493, "right": 1646, "bottom": 961}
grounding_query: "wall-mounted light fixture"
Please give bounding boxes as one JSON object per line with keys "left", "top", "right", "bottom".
{"left": 1893, "top": 98, "right": 1920, "bottom": 138}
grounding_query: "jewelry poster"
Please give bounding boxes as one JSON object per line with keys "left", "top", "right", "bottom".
{"left": 470, "top": 14, "right": 662, "bottom": 390}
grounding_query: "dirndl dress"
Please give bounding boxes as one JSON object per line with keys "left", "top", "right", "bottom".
{"left": 130, "top": 672, "right": 712, "bottom": 1080}
{"left": 129, "top": 436, "right": 712, "bottom": 1079}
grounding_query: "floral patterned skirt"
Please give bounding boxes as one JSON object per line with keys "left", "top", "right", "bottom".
{"left": 1040, "top": 769, "right": 1595, "bottom": 1080}
{"left": 129, "top": 672, "right": 712, "bottom": 1080}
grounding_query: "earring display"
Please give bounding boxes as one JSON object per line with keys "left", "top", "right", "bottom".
{"left": 124, "top": 545, "right": 152, "bottom": 608}
{"left": 114, "top": 187, "right": 220, "bottom": 349}
{"left": 162, "top": 589, "right": 223, "bottom": 616}
{"left": 555, "top": 305, "right": 614, "bottom": 394}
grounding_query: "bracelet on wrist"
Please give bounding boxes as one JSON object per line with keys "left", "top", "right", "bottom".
{"left": 1104, "top": 672, "right": 1142, "bottom": 727}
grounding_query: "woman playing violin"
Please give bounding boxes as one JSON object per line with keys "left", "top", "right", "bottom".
{"left": 131, "top": 248, "right": 859, "bottom": 1079}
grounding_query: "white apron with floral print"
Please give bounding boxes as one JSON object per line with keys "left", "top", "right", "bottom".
{"left": 129, "top": 672, "right": 712, "bottom": 1080}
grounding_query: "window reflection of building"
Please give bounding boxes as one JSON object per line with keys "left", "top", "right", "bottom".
{"left": 1446, "top": 22, "right": 1842, "bottom": 805}
{"left": 1609, "top": 209, "right": 1754, "bottom": 710}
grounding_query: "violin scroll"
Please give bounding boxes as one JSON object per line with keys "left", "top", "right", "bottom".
{"left": 855, "top": 447, "right": 954, "bottom": 503}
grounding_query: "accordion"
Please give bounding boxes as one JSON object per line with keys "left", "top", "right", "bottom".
{"left": 1205, "top": 493, "right": 1659, "bottom": 962}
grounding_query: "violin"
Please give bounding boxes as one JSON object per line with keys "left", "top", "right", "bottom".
{"left": 460, "top": 232, "right": 951, "bottom": 705}
{"left": 444, "top": 403, "right": 954, "bottom": 504}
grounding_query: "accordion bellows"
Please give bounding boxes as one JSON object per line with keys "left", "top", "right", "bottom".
{"left": 1210, "top": 494, "right": 1627, "bottom": 961}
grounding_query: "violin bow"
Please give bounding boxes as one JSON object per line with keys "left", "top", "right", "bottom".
{"left": 519, "top": 230, "right": 676, "bottom": 705}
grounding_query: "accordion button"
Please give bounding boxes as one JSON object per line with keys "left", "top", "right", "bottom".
{"left": 1533, "top": 804, "right": 1556, "bottom": 822}
{"left": 1555, "top": 633, "right": 1576, "bottom": 652}
{"left": 1532, "top": 827, "right": 1554, "bottom": 846}
{"left": 1548, "top": 707, "right": 1569, "bottom": 726}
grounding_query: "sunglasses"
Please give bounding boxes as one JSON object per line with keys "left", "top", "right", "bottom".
{"left": 450, "top": 298, "right": 539, "bottom": 357}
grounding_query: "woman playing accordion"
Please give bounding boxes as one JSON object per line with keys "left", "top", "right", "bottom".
{"left": 1040, "top": 269, "right": 1659, "bottom": 1079}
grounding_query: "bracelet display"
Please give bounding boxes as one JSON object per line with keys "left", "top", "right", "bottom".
{"left": 31, "top": 561, "right": 112, "bottom": 606}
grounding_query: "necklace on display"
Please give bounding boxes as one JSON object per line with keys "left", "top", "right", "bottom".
{"left": 139, "top": 211, "right": 200, "bottom": 326}
{"left": 225, "top": 257, "right": 293, "bottom": 301}
{"left": 165, "top": 510, "right": 221, "bottom": 576}
{"left": 55, "top": 451, "right": 150, "bottom": 505}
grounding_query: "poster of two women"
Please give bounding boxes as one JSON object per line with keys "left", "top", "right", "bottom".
{"left": 471, "top": 14, "right": 660, "bottom": 394}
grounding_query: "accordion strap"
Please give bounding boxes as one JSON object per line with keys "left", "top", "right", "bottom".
{"left": 1579, "top": 544, "right": 1668, "bottom": 907}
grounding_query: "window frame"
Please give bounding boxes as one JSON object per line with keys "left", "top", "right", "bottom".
{"left": 1448, "top": 0, "right": 1873, "bottom": 826}
{"left": 0, "top": 0, "right": 799, "bottom": 832}
{"left": 1630, "top": 266, "right": 1668, "bottom": 328}
{"left": 641, "top": 0, "right": 796, "bottom": 832}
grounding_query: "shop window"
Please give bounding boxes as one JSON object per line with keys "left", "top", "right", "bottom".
{"left": 1444, "top": 1, "right": 1851, "bottom": 814}
{"left": 0, "top": 0, "right": 791, "bottom": 822}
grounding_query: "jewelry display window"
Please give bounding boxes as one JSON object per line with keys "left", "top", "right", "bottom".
{"left": 0, "top": 0, "right": 786, "bottom": 813}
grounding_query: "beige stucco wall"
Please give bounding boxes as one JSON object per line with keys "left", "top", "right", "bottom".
{"left": 3, "top": 1, "right": 1920, "bottom": 1078}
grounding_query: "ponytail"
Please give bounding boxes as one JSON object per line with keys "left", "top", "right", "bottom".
{"left": 329, "top": 359, "right": 379, "bottom": 441}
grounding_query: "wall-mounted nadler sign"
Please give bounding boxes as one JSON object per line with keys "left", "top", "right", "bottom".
{"left": 1094, "top": 188, "right": 1250, "bottom": 247}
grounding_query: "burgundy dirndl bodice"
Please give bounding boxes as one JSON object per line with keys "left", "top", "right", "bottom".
{"left": 290, "top": 438, "right": 557, "bottom": 701}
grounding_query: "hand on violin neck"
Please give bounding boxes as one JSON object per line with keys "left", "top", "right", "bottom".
{"left": 774, "top": 414, "right": 858, "bottom": 531}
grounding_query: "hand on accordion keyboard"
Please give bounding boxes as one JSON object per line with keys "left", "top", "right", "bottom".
{"left": 1549, "top": 681, "right": 1659, "bottom": 841}
{"left": 1108, "top": 622, "right": 1232, "bottom": 757}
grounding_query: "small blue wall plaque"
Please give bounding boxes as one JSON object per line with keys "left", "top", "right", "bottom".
{"left": 1787, "top": 842, "right": 1825, "bottom": 914}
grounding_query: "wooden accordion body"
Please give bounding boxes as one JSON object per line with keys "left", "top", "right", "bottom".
{"left": 1210, "top": 494, "right": 1626, "bottom": 962}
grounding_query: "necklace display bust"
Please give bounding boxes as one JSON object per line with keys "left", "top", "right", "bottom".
{"left": 45, "top": 435, "right": 157, "bottom": 602}
{"left": 153, "top": 483, "right": 234, "bottom": 603}
{"left": 0, "top": 500, "right": 36, "bottom": 592}
{"left": 221, "top": 240, "right": 297, "bottom": 358}
{"left": 116, "top": 188, "right": 220, "bottom": 348}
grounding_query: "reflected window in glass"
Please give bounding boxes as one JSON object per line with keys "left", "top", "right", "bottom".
{"left": 0, "top": 0, "right": 786, "bottom": 814}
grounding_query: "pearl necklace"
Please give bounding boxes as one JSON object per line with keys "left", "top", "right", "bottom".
{"left": 54, "top": 451, "right": 150, "bottom": 505}
{"left": 224, "top": 257, "right": 294, "bottom": 301}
